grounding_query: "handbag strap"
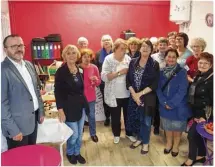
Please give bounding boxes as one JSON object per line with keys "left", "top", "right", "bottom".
{"left": 161, "top": 66, "right": 182, "bottom": 92}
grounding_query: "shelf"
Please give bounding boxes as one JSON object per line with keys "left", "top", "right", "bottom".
{"left": 33, "top": 58, "right": 61, "bottom": 60}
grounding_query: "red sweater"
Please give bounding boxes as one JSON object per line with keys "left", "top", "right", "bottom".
{"left": 82, "top": 64, "right": 101, "bottom": 102}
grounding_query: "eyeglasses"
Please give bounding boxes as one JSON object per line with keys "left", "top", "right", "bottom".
{"left": 191, "top": 45, "right": 201, "bottom": 48}
{"left": 5, "top": 44, "right": 25, "bottom": 50}
{"left": 176, "top": 38, "right": 183, "bottom": 41}
{"left": 198, "top": 62, "right": 210, "bottom": 66}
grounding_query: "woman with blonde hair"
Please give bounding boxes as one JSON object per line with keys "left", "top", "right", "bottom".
{"left": 127, "top": 37, "right": 141, "bottom": 58}
{"left": 54, "top": 45, "right": 89, "bottom": 164}
{"left": 95, "top": 34, "right": 113, "bottom": 126}
{"left": 186, "top": 38, "right": 207, "bottom": 82}
{"left": 101, "top": 38, "right": 134, "bottom": 143}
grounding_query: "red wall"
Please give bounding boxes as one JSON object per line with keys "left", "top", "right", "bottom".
{"left": 9, "top": 1, "right": 178, "bottom": 61}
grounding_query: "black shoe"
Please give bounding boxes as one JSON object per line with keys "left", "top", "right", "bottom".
{"left": 171, "top": 151, "right": 179, "bottom": 157}
{"left": 67, "top": 154, "right": 77, "bottom": 164}
{"left": 194, "top": 157, "right": 206, "bottom": 164}
{"left": 84, "top": 121, "right": 89, "bottom": 126}
{"left": 76, "top": 154, "right": 86, "bottom": 164}
{"left": 181, "top": 162, "right": 194, "bottom": 166}
{"left": 91, "top": 135, "right": 98, "bottom": 143}
{"left": 164, "top": 147, "right": 172, "bottom": 154}
{"left": 154, "top": 127, "right": 160, "bottom": 135}
{"left": 130, "top": 141, "right": 142, "bottom": 149}
{"left": 104, "top": 119, "right": 110, "bottom": 126}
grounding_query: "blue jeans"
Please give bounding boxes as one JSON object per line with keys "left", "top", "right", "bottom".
{"left": 88, "top": 101, "right": 96, "bottom": 136}
{"left": 138, "top": 112, "right": 152, "bottom": 144}
{"left": 65, "top": 109, "right": 86, "bottom": 155}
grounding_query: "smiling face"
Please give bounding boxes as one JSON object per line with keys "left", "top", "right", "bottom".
{"left": 191, "top": 40, "right": 204, "bottom": 58}
{"left": 64, "top": 48, "right": 79, "bottom": 64}
{"left": 115, "top": 43, "right": 127, "bottom": 57}
{"left": 4, "top": 36, "right": 25, "bottom": 62}
{"left": 176, "top": 36, "right": 185, "bottom": 48}
{"left": 129, "top": 42, "right": 138, "bottom": 53}
{"left": 158, "top": 42, "right": 168, "bottom": 53}
{"left": 165, "top": 51, "right": 178, "bottom": 66}
{"left": 198, "top": 58, "right": 212, "bottom": 73}
{"left": 81, "top": 53, "right": 91, "bottom": 65}
{"left": 140, "top": 42, "right": 151, "bottom": 57}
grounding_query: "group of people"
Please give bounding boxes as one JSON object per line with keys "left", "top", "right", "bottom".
{"left": 1, "top": 32, "right": 213, "bottom": 166}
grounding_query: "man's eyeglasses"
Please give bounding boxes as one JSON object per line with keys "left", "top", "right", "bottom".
{"left": 5, "top": 44, "right": 25, "bottom": 50}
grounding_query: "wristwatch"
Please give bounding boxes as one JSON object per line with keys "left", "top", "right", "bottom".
{"left": 117, "top": 72, "right": 121, "bottom": 76}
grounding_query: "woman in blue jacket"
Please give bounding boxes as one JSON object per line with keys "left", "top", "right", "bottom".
{"left": 157, "top": 49, "right": 192, "bottom": 157}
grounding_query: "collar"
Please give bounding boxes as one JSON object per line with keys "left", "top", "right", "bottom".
{"left": 7, "top": 56, "right": 25, "bottom": 67}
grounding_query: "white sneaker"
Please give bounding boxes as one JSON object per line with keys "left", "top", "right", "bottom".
{"left": 126, "top": 135, "right": 137, "bottom": 142}
{"left": 114, "top": 137, "right": 120, "bottom": 144}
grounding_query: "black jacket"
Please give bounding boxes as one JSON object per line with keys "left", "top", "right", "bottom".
{"left": 126, "top": 56, "right": 160, "bottom": 116}
{"left": 189, "top": 68, "right": 213, "bottom": 119}
{"left": 54, "top": 63, "right": 89, "bottom": 122}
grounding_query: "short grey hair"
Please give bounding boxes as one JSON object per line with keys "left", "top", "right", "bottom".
{"left": 190, "top": 37, "right": 207, "bottom": 51}
{"left": 77, "top": 37, "right": 89, "bottom": 45}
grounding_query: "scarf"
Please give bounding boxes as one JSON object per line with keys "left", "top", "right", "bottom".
{"left": 99, "top": 48, "right": 112, "bottom": 64}
{"left": 163, "top": 64, "right": 177, "bottom": 78}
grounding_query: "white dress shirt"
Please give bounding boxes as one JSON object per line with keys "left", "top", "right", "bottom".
{"left": 8, "top": 57, "right": 39, "bottom": 111}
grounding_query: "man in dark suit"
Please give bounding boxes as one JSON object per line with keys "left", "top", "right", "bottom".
{"left": 1, "top": 34, "right": 45, "bottom": 149}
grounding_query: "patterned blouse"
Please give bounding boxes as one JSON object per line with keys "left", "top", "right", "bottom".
{"left": 134, "top": 65, "right": 145, "bottom": 91}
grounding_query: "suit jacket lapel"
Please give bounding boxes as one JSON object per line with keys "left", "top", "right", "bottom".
{"left": 5, "top": 57, "right": 31, "bottom": 93}
{"left": 25, "top": 61, "right": 37, "bottom": 90}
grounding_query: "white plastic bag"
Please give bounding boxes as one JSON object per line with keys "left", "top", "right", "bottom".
{"left": 37, "top": 118, "right": 73, "bottom": 143}
{"left": 37, "top": 118, "right": 73, "bottom": 166}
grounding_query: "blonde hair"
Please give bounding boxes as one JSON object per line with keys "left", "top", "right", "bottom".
{"left": 101, "top": 34, "right": 113, "bottom": 48}
{"left": 112, "top": 38, "right": 128, "bottom": 52}
{"left": 61, "top": 45, "right": 80, "bottom": 62}
{"left": 190, "top": 37, "right": 207, "bottom": 51}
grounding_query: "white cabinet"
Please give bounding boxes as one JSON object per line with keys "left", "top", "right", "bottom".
{"left": 169, "top": 0, "right": 191, "bottom": 24}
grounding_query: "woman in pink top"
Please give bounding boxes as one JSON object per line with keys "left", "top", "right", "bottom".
{"left": 80, "top": 49, "right": 101, "bottom": 142}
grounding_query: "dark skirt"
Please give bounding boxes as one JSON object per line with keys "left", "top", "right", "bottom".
{"left": 126, "top": 97, "right": 142, "bottom": 135}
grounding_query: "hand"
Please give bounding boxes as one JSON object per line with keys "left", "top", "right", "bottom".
{"left": 132, "top": 92, "right": 141, "bottom": 106}
{"left": 119, "top": 68, "right": 128, "bottom": 75}
{"left": 90, "top": 76, "right": 98, "bottom": 81}
{"left": 195, "top": 117, "right": 206, "bottom": 123}
{"left": 40, "top": 116, "right": 45, "bottom": 123}
{"left": 40, "top": 89, "right": 46, "bottom": 95}
{"left": 165, "top": 105, "right": 172, "bottom": 110}
{"left": 58, "top": 109, "right": 66, "bottom": 123}
{"left": 13, "top": 133, "right": 23, "bottom": 141}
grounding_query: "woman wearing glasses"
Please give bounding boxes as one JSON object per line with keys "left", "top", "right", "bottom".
{"left": 185, "top": 38, "right": 207, "bottom": 83}
{"left": 54, "top": 45, "right": 89, "bottom": 165}
{"left": 101, "top": 38, "right": 133, "bottom": 144}
{"left": 176, "top": 32, "right": 193, "bottom": 68}
{"left": 126, "top": 39, "right": 160, "bottom": 154}
{"left": 182, "top": 52, "right": 213, "bottom": 166}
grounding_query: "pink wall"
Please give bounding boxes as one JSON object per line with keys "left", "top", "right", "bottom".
{"left": 9, "top": 1, "right": 178, "bottom": 61}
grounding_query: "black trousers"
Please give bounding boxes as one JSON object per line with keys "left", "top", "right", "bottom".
{"left": 6, "top": 111, "right": 38, "bottom": 150}
{"left": 153, "top": 97, "right": 160, "bottom": 129}
{"left": 188, "top": 122, "right": 206, "bottom": 160}
{"left": 100, "top": 83, "right": 110, "bottom": 120}
{"left": 109, "top": 98, "right": 132, "bottom": 136}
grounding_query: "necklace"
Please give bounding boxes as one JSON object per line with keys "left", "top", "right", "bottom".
{"left": 68, "top": 66, "right": 79, "bottom": 82}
